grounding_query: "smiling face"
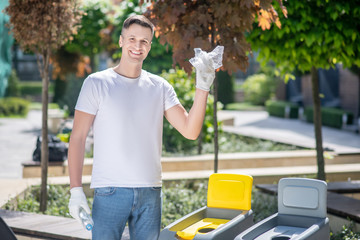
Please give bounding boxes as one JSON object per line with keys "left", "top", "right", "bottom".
{"left": 119, "top": 24, "right": 152, "bottom": 66}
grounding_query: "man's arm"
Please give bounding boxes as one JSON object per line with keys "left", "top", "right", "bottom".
{"left": 165, "top": 46, "right": 223, "bottom": 140}
{"left": 164, "top": 88, "right": 209, "bottom": 140}
{"left": 68, "top": 110, "right": 95, "bottom": 189}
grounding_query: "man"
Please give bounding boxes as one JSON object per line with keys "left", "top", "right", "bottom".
{"left": 68, "top": 15, "right": 217, "bottom": 240}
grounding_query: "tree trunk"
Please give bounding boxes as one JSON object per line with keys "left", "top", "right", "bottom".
{"left": 39, "top": 50, "right": 50, "bottom": 212}
{"left": 213, "top": 73, "right": 219, "bottom": 173}
{"left": 197, "top": 131, "right": 203, "bottom": 155}
{"left": 210, "top": 25, "right": 219, "bottom": 173}
{"left": 311, "top": 66, "right": 326, "bottom": 180}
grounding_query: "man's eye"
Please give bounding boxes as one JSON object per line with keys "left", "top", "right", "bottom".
{"left": 142, "top": 40, "right": 149, "bottom": 45}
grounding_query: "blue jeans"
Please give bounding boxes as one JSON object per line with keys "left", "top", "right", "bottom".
{"left": 92, "top": 187, "right": 162, "bottom": 240}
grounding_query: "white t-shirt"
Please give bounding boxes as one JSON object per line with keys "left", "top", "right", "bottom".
{"left": 75, "top": 68, "right": 180, "bottom": 188}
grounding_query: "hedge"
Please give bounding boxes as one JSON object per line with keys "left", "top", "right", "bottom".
{"left": 0, "top": 97, "right": 30, "bottom": 117}
{"left": 20, "top": 81, "right": 54, "bottom": 96}
{"left": 265, "top": 100, "right": 299, "bottom": 119}
{"left": 305, "top": 107, "right": 354, "bottom": 129}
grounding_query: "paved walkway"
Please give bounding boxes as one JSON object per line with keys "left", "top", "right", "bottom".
{"left": 0, "top": 110, "right": 41, "bottom": 179}
{"left": 219, "top": 110, "right": 360, "bottom": 154}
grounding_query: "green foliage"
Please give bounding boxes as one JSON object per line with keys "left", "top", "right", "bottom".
{"left": 57, "top": 74, "right": 84, "bottom": 116}
{"left": 266, "top": 100, "right": 299, "bottom": 119}
{"left": 214, "top": 132, "right": 304, "bottom": 153}
{"left": 161, "top": 68, "right": 218, "bottom": 153}
{"left": 331, "top": 222, "right": 360, "bottom": 240}
{"left": 19, "top": 81, "right": 42, "bottom": 96}
{"left": 217, "top": 70, "right": 234, "bottom": 107}
{"left": 225, "top": 102, "right": 264, "bottom": 111}
{"left": 53, "top": 77, "right": 68, "bottom": 104}
{"left": 19, "top": 81, "right": 54, "bottom": 97}
{"left": 241, "top": 73, "right": 277, "bottom": 105}
{"left": 4, "top": 185, "right": 93, "bottom": 217}
{"left": 5, "top": 69, "right": 21, "bottom": 97}
{"left": 111, "top": 0, "right": 173, "bottom": 74}
{"left": 64, "top": 0, "right": 111, "bottom": 57}
{"left": 251, "top": 189, "right": 277, "bottom": 223}
{"left": 305, "top": 106, "right": 354, "bottom": 128}
{"left": 0, "top": 97, "right": 30, "bottom": 117}
{"left": 247, "top": 0, "right": 360, "bottom": 74}
{"left": 29, "top": 102, "right": 60, "bottom": 110}
{"left": 161, "top": 131, "right": 305, "bottom": 157}
{"left": 162, "top": 181, "right": 208, "bottom": 228}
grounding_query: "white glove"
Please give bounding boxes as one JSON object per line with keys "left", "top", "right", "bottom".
{"left": 189, "top": 46, "right": 224, "bottom": 91}
{"left": 68, "top": 187, "right": 91, "bottom": 222}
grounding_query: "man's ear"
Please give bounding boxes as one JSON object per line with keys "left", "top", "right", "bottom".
{"left": 119, "top": 36, "right": 123, "bottom": 48}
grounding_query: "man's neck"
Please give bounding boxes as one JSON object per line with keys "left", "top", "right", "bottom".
{"left": 113, "top": 60, "right": 142, "bottom": 78}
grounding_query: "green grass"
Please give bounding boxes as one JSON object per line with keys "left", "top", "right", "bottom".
{"left": 162, "top": 131, "right": 307, "bottom": 157}
{"left": 29, "top": 102, "right": 60, "bottom": 110}
{"left": 225, "top": 102, "right": 265, "bottom": 111}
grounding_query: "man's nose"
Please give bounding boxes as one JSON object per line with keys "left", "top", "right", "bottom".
{"left": 134, "top": 41, "right": 141, "bottom": 49}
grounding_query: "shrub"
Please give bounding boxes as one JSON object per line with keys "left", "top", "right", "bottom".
{"left": 305, "top": 107, "right": 354, "bottom": 129}
{"left": 266, "top": 100, "right": 299, "bottom": 118}
{"left": 161, "top": 68, "right": 219, "bottom": 153}
{"left": 241, "top": 73, "right": 277, "bottom": 106}
{"left": 331, "top": 222, "right": 360, "bottom": 240}
{"left": 57, "top": 74, "right": 85, "bottom": 116}
{"left": 251, "top": 189, "right": 277, "bottom": 223}
{"left": 225, "top": 102, "right": 264, "bottom": 111}
{"left": 5, "top": 69, "right": 21, "bottom": 97}
{"left": 4, "top": 185, "right": 92, "bottom": 217}
{"left": 0, "top": 97, "right": 30, "bottom": 117}
{"left": 217, "top": 70, "right": 234, "bottom": 107}
{"left": 20, "top": 81, "right": 42, "bottom": 96}
{"left": 162, "top": 181, "right": 208, "bottom": 228}
{"left": 19, "top": 81, "right": 55, "bottom": 100}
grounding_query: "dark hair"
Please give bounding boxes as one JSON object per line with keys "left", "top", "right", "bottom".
{"left": 122, "top": 15, "right": 154, "bottom": 36}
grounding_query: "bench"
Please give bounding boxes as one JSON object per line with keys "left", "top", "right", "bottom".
{"left": 0, "top": 209, "right": 91, "bottom": 240}
{"left": 0, "top": 209, "right": 130, "bottom": 240}
{"left": 255, "top": 181, "right": 360, "bottom": 223}
{"left": 22, "top": 159, "right": 94, "bottom": 178}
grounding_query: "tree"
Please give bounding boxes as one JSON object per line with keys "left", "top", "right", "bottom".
{"left": 63, "top": 0, "right": 112, "bottom": 71}
{"left": 247, "top": 0, "right": 360, "bottom": 180}
{"left": 52, "top": 0, "right": 113, "bottom": 104}
{"left": 5, "top": 0, "right": 83, "bottom": 212}
{"left": 146, "top": 0, "right": 285, "bottom": 172}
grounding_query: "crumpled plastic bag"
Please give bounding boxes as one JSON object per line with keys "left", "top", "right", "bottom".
{"left": 189, "top": 45, "right": 224, "bottom": 72}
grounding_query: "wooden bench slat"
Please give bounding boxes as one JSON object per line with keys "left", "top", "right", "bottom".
{"left": 327, "top": 181, "right": 360, "bottom": 193}
{"left": 0, "top": 209, "right": 91, "bottom": 240}
{"left": 0, "top": 209, "right": 131, "bottom": 240}
{"left": 327, "top": 192, "right": 360, "bottom": 222}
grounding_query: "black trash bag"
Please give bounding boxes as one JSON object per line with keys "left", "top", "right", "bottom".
{"left": 33, "top": 135, "right": 68, "bottom": 162}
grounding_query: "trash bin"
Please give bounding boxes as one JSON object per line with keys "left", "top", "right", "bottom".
{"left": 235, "top": 178, "right": 330, "bottom": 240}
{"left": 159, "top": 173, "right": 254, "bottom": 240}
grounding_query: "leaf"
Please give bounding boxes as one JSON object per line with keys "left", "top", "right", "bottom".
{"left": 258, "top": 10, "right": 271, "bottom": 30}
{"left": 275, "top": 18, "right": 281, "bottom": 29}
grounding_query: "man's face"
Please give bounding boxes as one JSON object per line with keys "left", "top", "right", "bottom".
{"left": 119, "top": 24, "right": 152, "bottom": 65}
